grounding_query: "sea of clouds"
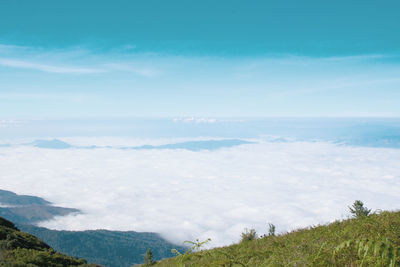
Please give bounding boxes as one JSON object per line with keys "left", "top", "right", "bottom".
{"left": 0, "top": 138, "right": 399, "bottom": 247}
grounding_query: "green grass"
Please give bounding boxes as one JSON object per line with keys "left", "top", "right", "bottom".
{"left": 148, "top": 211, "right": 400, "bottom": 267}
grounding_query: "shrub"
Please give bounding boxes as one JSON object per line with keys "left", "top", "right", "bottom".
{"left": 240, "top": 228, "right": 258, "bottom": 242}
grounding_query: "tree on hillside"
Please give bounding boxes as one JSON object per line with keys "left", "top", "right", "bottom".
{"left": 268, "top": 223, "right": 276, "bottom": 236}
{"left": 349, "top": 200, "right": 371, "bottom": 218}
{"left": 143, "top": 248, "right": 155, "bottom": 266}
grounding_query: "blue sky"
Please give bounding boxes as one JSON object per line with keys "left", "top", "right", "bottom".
{"left": 1, "top": 0, "right": 400, "bottom": 118}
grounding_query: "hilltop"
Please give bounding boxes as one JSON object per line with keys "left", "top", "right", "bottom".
{"left": 148, "top": 210, "right": 400, "bottom": 266}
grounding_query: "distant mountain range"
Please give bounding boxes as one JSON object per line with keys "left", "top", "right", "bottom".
{"left": 0, "top": 138, "right": 255, "bottom": 151}
{"left": 121, "top": 139, "right": 255, "bottom": 151}
{"left": 0, "top": 189, "right": 185, "bottom": 267}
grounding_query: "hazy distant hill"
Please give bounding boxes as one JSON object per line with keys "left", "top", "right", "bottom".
{"left": 0, "top": 189, "right": 79, "bottom": 224}
{"left": 0, "top": 189, "right": 50, "bottom": 206}
{"left": 125, "top": 139, "right": 255, "bottom": 151}
{"left": 0, "top": 205, "right": 79, "bottom": 225}
{"left": 4, "top": 138, "right": 255, "bottom": 151}
{"left": 32, "top": 139, "right": 72, "bottom": 149}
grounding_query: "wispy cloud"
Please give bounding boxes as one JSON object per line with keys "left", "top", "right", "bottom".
{"left": 0, "top": 44, "right": 159, "bottom": 76}
{"left": 0, "top": 58, "right": 103, "bottom": 74}
{"left": 1, "top": 43, "right": 400, "bottom": 117}
{"left": 0, "top": 44, "right": 26, "bottom": 52}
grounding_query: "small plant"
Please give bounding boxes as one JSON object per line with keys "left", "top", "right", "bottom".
{"left": 268, "top": 223, "right": 276, "bottom": 236}
{"left": 240, "top": 228, "right": 258, "bottom": 242}
{"left": 171, "top": 238, "right": 211, "bottom": 267}
{"left": 143, "top": 248, "right": 155, "bottom": 266}
{"left": 349, "top": 200, "right": 371, "bottom": 218}
{"left": 183, "top": 238, "right": 212, "bottom": 253}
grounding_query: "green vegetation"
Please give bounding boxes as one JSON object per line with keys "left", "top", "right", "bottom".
{"left": 148, "top": 209, "right": 400, "bottom": 266}
{"left": 349, "top": 200, "right": 371, "bottom": 218}
{"left": 267, "top": 224, "right": 276, "bottom": 237}
{"left": 240, "top": 229, "right": 258, "bottom": 243}
{"left": 0, "top": 217, "right": 98, "bottom": 267}
{"left": 143, "top": 249, "right": 155, "bottom": 266}
{"left": 170, "top": 238, "right": 212, "bottom": 267}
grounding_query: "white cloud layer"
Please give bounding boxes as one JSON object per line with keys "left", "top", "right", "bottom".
{"left": 0, "top": 139, "right": 399, "bottom": 246}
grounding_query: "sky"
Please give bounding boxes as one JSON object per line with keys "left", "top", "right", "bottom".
{"left": 1, "top": 0, "right": 400, "bottom": 118}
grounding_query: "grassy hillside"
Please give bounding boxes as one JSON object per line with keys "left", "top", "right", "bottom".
{"left": 0, "top": 217, "right": 99, "bottom": 267}
{"left": 149, "top": 211, "right": 400, "bottom": 266}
